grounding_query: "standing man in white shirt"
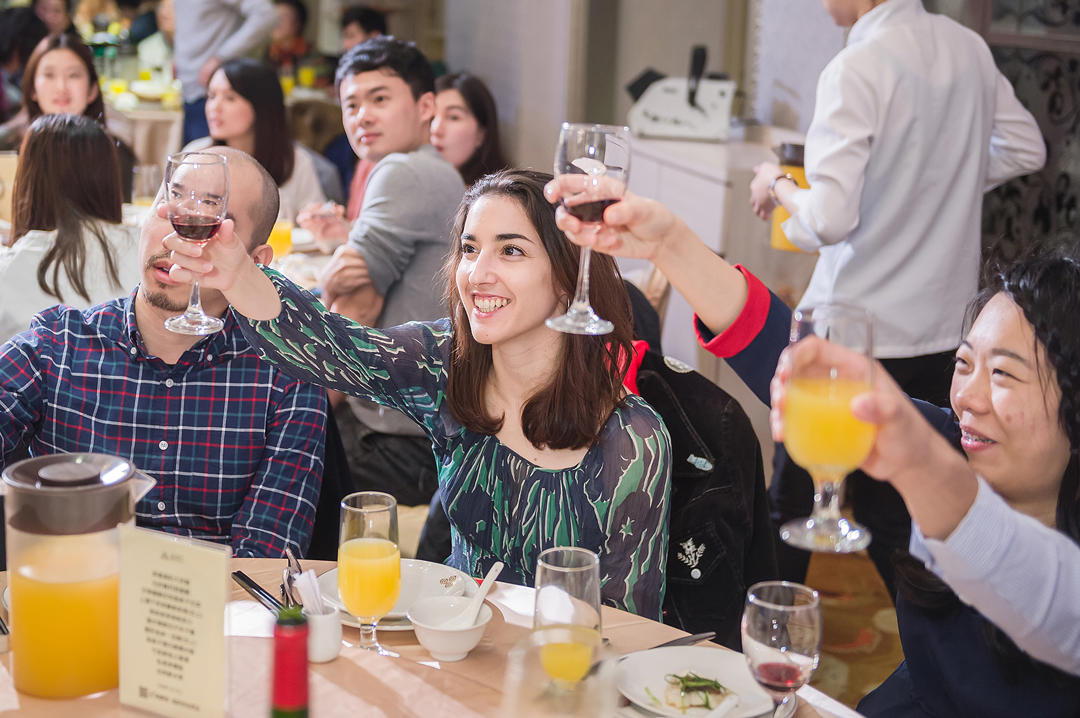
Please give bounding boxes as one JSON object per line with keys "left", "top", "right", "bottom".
{"left": 747, "top": 0, "right": 1045, "bottom": 597}
{"left": 174, "top": 0, "right": 276, "bottom": 145}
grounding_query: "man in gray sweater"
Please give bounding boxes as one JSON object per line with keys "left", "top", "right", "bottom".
{"left": 306, "top": 37, "right": 465, "bottom": 507}
{"left": 174, "top": 0, "right": 276, "bottom": 144}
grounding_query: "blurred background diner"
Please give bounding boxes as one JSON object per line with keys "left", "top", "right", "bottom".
{"left": 0, "top": 0, "right": 1074, "bottom": 712}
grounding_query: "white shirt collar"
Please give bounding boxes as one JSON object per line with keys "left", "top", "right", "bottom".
{"left": 848, "top": 0, "right": 925, "bottom": 46}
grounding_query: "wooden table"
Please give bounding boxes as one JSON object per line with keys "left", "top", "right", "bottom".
{"left": 0, "top": 559, "right": 860, "bottom": 717}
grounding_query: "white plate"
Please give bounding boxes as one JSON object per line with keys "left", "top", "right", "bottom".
{"left": 617, "top": 646, "right": 774, "bottom": 718}
{"left": 317, "top": 559, "right": 476, "bottom": 631}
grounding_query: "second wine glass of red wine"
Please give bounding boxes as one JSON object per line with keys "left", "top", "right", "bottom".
{"left": 741, "top": 581, "right": 822, "bottom": 718}
{"left": 546, "top": 123, "right": 631, "bottom": 336}
{"left": 163, "top": 152, "right": 229, "bottom": 335}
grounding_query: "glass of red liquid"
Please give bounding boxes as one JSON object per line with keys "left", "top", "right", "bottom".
{"left": 163, "top": 151, "right": 229, "bottom": 335}
{"left": 546, "top": 123, "right": 631, "bottom": 335}
{"left": 741, "top": 580, "right": 822, "bottom": 718}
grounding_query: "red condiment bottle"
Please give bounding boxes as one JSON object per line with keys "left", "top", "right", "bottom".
{"left": 271, "top": 606, "right": 308, "bottom": 718}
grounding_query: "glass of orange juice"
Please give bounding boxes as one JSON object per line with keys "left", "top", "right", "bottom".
{"left": 502, "top": 626, "right": 617, "bottom": 716}
{"left": 781, "top": 303, "right": 876, "bottom": 553}
{"left": 268, "top": 219, "right": 293, "bottom": 259}
{"left": 338, "top": 491, "right": 400, "bottom": 655}
{"left": 532, "top": 547, "right": 602, "bottom": 690}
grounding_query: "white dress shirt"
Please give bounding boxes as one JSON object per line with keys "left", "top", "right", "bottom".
{"left": 910, "top": 477, "right": 1080, "bottom": 676}
{"left": 784, "top": 0, "right": 1045, "bottom": 358}
{"left": 0, "top": 222, "right": 142, "bottom": 342}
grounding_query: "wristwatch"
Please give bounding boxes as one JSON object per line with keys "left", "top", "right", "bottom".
{"left": 768, "top": 172, "right": 798, "bottom": 203}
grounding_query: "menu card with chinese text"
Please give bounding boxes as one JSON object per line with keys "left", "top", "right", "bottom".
{"left": 118, "top": 526, "right": 230, "bottom": 718}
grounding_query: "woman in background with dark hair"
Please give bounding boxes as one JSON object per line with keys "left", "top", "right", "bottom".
{"left": 166, "top": 169, "right": 673, "bottom": 620}
{"left": 0, "top": 114, "right": 140, "bottom": 340}
{"left": 1, "top": 33, "right": 135, "bottom": 199}
{"left": 183, "top": 58, "right": 326, "bottom": 222}
{"left": 431, "top": 72, "right": 507, "bottom": 186}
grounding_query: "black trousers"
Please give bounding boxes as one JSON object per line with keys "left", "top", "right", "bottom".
{"left": 768, "top": 349, "right": 955, "bottom": 600}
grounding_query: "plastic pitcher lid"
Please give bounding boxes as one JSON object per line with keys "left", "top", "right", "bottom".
{"left": 2, "top": 453, "right": 138, "bottom": 535}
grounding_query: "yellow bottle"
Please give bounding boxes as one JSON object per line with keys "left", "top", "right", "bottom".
{"left": 770, "top": 143, "right": 809, "bottom": 253}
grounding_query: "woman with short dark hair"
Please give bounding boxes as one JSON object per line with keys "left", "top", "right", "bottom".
{"left": 0, "top": 114, "right": 141, "bottom": 340}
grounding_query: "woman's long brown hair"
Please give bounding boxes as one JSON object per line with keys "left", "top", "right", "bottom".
{"left": 12, "top": 114, "right": 124, "bottom": 303}
{"left": 443, "top": 169, "right": 633, "bottom": 450}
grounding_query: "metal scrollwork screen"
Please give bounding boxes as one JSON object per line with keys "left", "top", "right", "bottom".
{"left": 927, "top": 0, "right": 1080, "bottom": 264}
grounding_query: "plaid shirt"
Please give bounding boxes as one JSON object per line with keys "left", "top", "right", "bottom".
{"left": 0, "top": 290, "right": 327, "bottom": 558}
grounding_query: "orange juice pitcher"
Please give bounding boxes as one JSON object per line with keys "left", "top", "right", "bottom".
{"left": 770, "top": 143, "right": 809, "bottom": 253}
{"left": 2, "top": 454, "right": 155, "bottom": 698}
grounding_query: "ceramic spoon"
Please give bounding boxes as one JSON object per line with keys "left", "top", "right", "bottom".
{"left": 441, "top": 561, "right": 504, "bottom": 629}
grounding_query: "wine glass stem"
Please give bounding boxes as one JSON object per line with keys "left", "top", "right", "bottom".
{"left": 812, "top": 476, "right": 843, "bottom": 522}
{"left": 570, "top": 246, "right": 594, "bottom": 309}
{"left": 185, "top": 281, "right": 206, "bottom": 318}
{"left": 357, "top": 622, "right": 377, "bottom": 649}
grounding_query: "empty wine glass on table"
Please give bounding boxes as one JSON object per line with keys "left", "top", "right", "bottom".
{"left": 163, "top": 152, "right": 229, "bottom": 335}
{"left": 337, "top": 491, "right": 401, "bottom": 656}
{"left": 741, "top": 581, "right": 822, "bottom": 718}
{"left": 781, "top": 303, "right": 876, "bottom": 552}
{"left": 547, "top": 123, "right": 631, "bottom": 335}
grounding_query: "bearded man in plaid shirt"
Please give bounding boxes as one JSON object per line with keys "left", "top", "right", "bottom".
{"left": 0, "top": 148, "right": 327, "bottom": 558}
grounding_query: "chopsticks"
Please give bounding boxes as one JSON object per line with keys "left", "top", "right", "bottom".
{"left": 232, "top": 570, "right": 285, "bottom": 613}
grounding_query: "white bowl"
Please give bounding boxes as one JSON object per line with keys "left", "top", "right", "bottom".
{"left": 407, "top": 596, "right": 493, "bottom": 662}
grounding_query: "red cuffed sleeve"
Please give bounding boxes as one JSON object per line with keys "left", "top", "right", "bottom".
{"left": 694, "top": 265, "right": 771, "bottom": 358}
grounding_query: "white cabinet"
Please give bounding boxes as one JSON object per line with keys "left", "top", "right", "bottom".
{"left": 624, "top": 132, "right": 818, "bottom": 371}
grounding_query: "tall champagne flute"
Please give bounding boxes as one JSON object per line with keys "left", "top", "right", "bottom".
{"left": 163, "top": 152, "right": 229, "bottom": 335}
{"left": 741, "top": 581, "right": 822, "bottom": 718}
{"left": 533, "top": 547, "right": 603, "bottom": 687}
{"left": 547, "top": 123, "right": 631, "bottom": 335}
{"left": 781, "top": 303, "right": 876, "bottom": 552}
{"left": 338, "top": 491, "right": 400, "bottom": 656}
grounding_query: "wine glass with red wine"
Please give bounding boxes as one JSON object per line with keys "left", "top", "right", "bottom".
{"left": 546, "top": 123, "right": 631, "bottom": 335}
{"left": 741, "top": 581, "right": 822, "bottom": 718}
{"left": 163, "top": 152, "right": 229, "bottom": 335}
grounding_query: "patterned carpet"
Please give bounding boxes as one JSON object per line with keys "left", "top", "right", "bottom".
{"left": 804, "top": 550, "right": 905, "bottom": 709}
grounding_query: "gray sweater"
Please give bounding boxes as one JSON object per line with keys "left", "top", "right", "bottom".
{"left": 174, "top": 0, "right": 276, "bottom": 103}
{"left": 345, "top": 144, "right": 465, "bottom": 434}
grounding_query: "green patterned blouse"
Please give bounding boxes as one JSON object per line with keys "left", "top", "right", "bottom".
{"left": 240, "top": 270, "right": 672, "bottom": 619}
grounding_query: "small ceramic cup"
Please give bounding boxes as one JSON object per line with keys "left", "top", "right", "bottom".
{"left": 304, "top": 606, "right": 343, "bottom": 663}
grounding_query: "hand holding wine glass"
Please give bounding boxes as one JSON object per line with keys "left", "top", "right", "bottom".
{"left": 741, "top": 581, "right": 822, "bottom": 718}
{"left": 546, "top": 123, "right": 631, "bottom": 336}
{"left": 163, "top": 151, "right": 229, "bottom": 335}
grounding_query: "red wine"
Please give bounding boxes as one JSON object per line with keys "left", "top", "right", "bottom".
{"left": 171, "top": 214, "right": 222, "bottom": 242}
{"left": 563, "top": 198, "right": 618, "bottom": 223}
{"left": 755, "top": 662, "right": 806, "bottom": 693}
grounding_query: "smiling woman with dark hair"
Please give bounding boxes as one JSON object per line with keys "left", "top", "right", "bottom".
{"left": 166, "top": 168, "right": 673, "bottom": 620}
{"left": 0, "top": 114, "right": 141, "bottom": 340}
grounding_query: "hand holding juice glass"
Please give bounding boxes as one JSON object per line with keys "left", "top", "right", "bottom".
{"left": 780, "top": 304, "right": 876, "bottom": 553}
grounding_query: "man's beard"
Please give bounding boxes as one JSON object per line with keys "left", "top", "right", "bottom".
{"left": 143, "top": 288, "right": 189, "bottom": 313}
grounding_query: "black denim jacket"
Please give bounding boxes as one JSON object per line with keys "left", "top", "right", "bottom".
{"left": 635, "top": 351, "right": 779, "bottom": 650}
